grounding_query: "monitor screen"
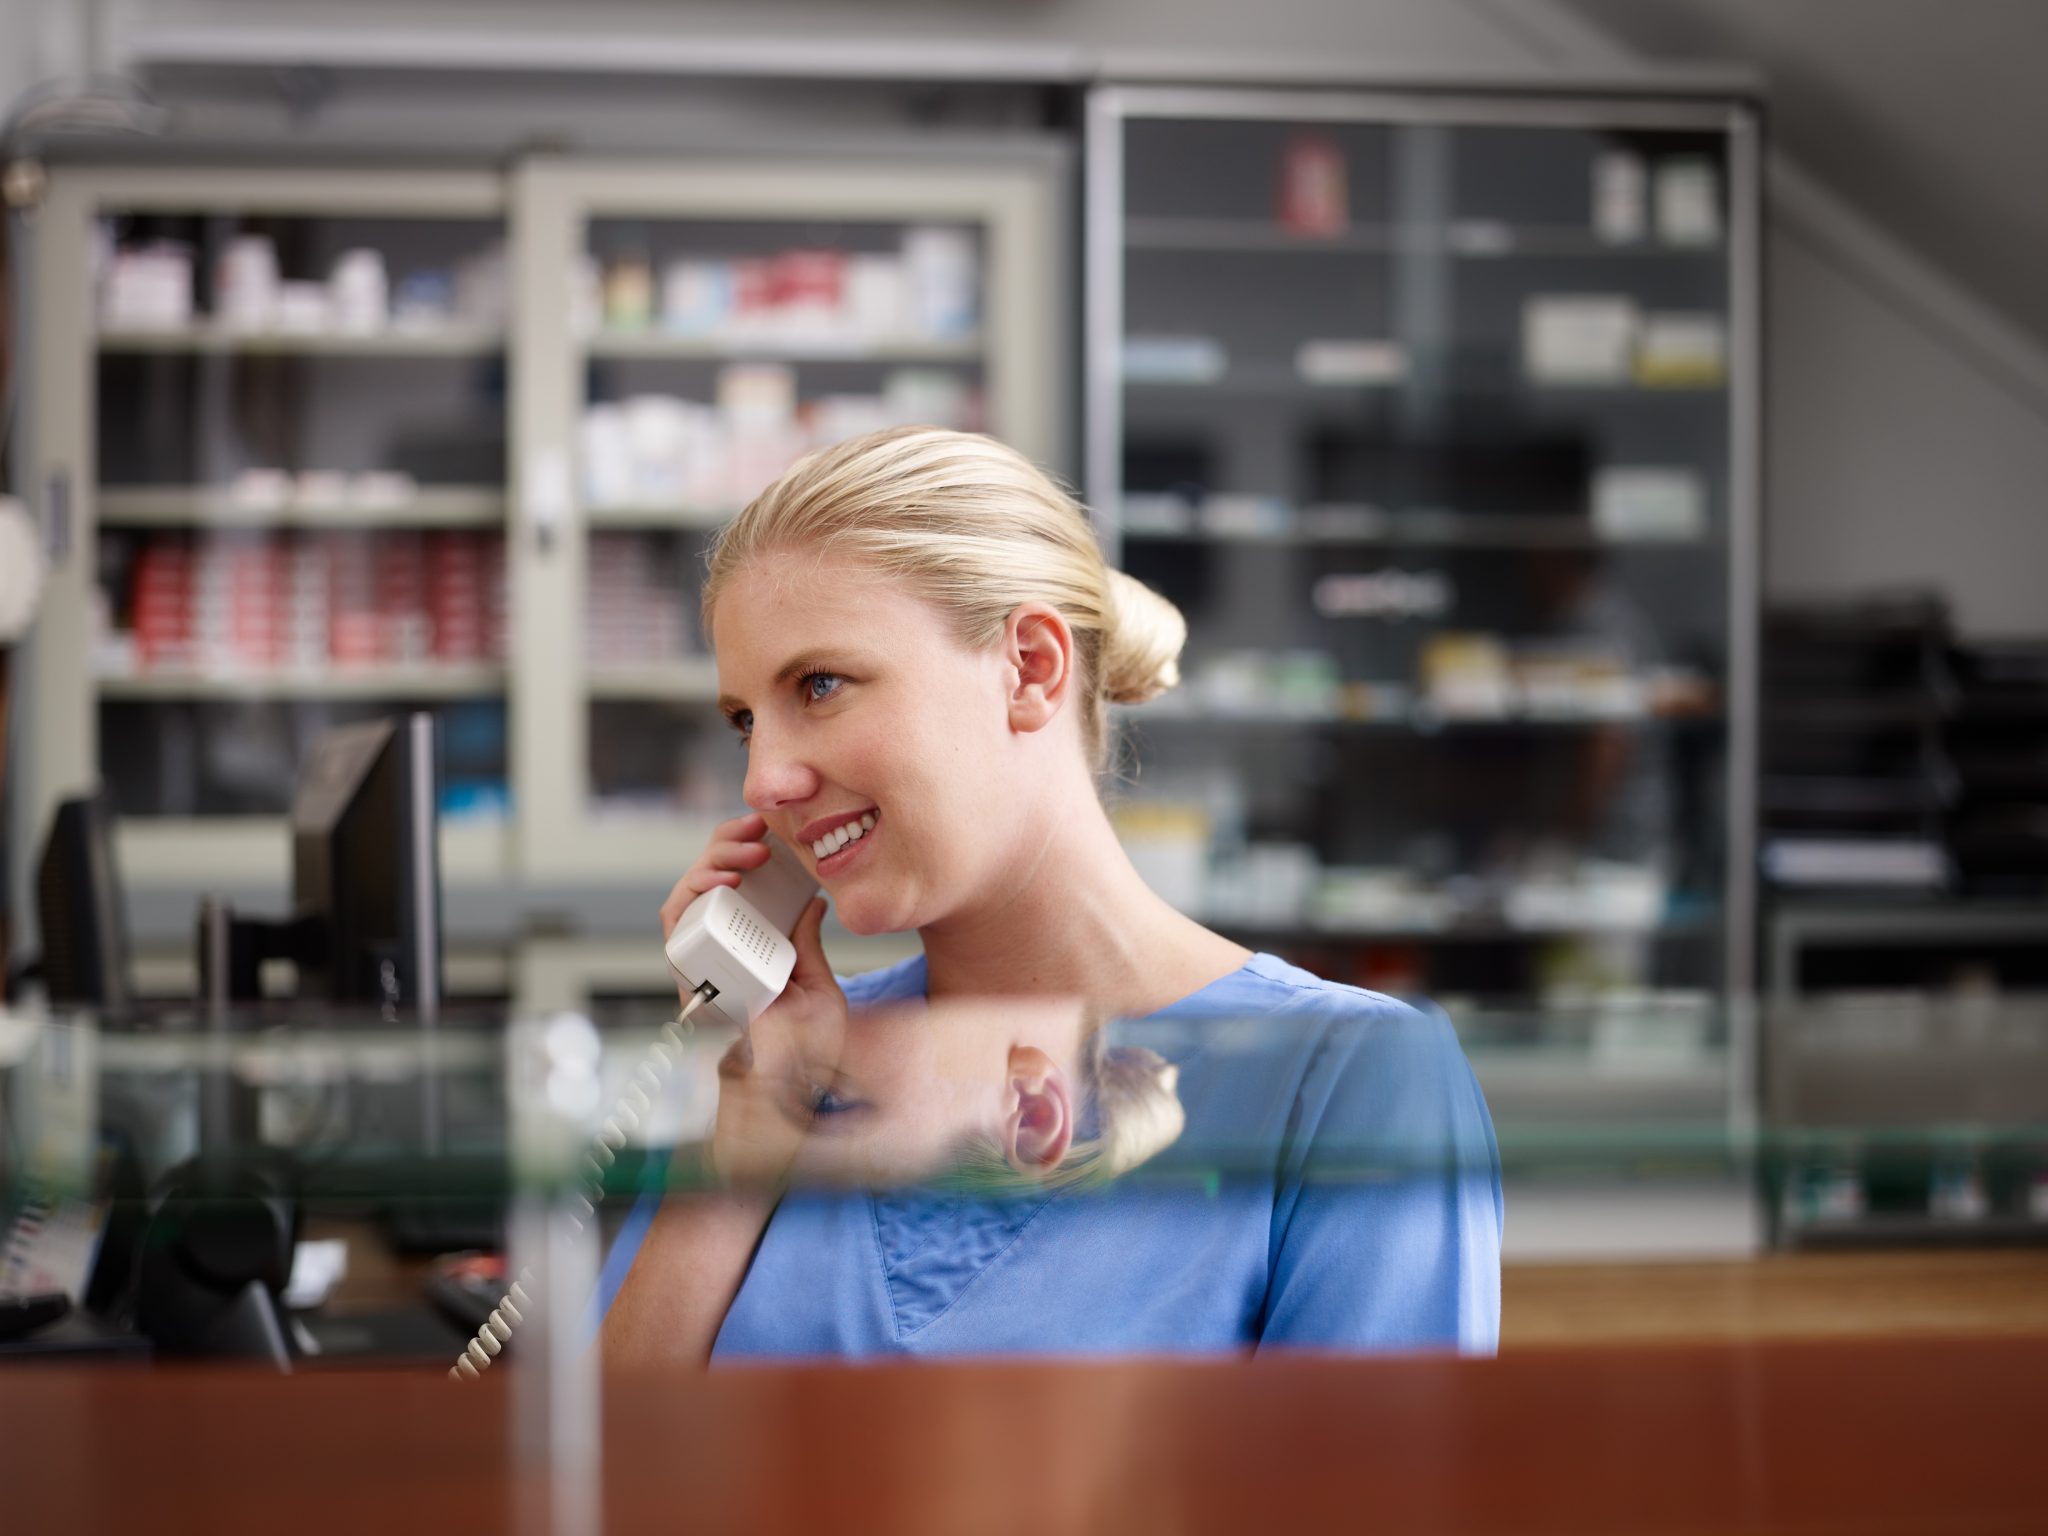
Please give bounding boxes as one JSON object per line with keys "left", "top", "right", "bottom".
{"left": 291, "top": 713, "right": 442, "bottom": 1017}
{"left": 35, "top": 791, "right": 132, "bottom": 1009}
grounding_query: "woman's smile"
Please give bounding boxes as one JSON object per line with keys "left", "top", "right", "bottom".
{"left": 806, "top": 809, "right": 879, "bottom": 873}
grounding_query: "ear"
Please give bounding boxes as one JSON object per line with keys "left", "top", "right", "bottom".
{"left": 1000, "top": 1045, "right": 1074, "bottom": 1174}
{"left": 1002, "top": 602, "right": 1074, "bottom": 735}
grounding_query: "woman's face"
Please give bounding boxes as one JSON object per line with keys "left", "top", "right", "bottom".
{"left": 724, "top": 996, "right": 1063, "bottom": 1188}
{"left": 711, "top": 551, "right": 1046, "bottom": 936}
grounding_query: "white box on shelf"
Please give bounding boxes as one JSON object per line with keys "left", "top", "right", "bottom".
{"left": 102, "top": 244, "right": 194, "bottom": 330}
{"left": 273, "top": 280, "right": 332, "bottom": 334}
{"left": 1122, "top": 335, "right": 1227, "bottom": 384}
{"left": 328, "top": 249, "right": 389, "bottom": 334}
{"left": 215, "top": 235, "right": 280, "bottom": 331}
{"left": 1593, "top": 151, "right": 1648, "bottom": 244}
{"left": 1655, "top": 158, "right": 1722, "bottom": 247}
{"left": 1592, "top": 468, "right": 1707, "bottom": 541}
{"left": 230, "top": 468, "right": 293, "bottom": 509}
{"left": 1636, "top": 312, "right": 1727, "bottom": 386}
{"left": 1521, "top": 296, "right": 1638, "bottom": 384}
{"left": 1296, "top": 338, "right": 1408, "bottom": 385}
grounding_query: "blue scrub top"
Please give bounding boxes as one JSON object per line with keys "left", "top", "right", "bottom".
{"left": 598, "top": 952, "right": 1502, "bottom": 1359}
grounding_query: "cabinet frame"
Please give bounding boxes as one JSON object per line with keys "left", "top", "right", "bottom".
{"left": 11, "top": 167, "right": 515, "bottom": 945}
{"left": 1084, "top": 84, "right": 1763, "bottom": 1009}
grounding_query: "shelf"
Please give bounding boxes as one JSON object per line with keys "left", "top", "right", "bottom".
{"left": 585, "top": 504, "right": 737, "bottom": 530}
{"left": 96, "top": 325, "right": 504, "bottom": 357}
{"left": 1119, "top": 505, "right": 1713, "bottom": 550}
{"left": 115, "top": 816, "right": 508, "bottom": 889}
{"left": 97, "top": 486, "right": 506, "bottom": 529}
{"left": 587, "top": 662, "right": 721, "bottom": 703}
{"left": 1123, "top": 217, "right": 1725, "bottom": 260}
{"left": 1199, "top": 910, "right": 1718, "bottom": 943}
{"left": 1120, "top": 703, "right": 1719, "bottom": 731}
{"left": 1783, "top": 1213, "right": 2048, "bottom": 1248}
{"left": 97, "top": 666, "right": 506, "bottom": 701}
{"left": 1123, "top": 368, "right": 1725, "bottom": 398}
{"left": 583, "top": 331, "right": 981, "bottom": 363}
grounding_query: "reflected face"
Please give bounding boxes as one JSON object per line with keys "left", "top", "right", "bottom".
{"left": 712, "top": 552, "right": 1023, "bottom": 937}
{"left": 730, "top": 998, "right": 1038, "bottom": 1188}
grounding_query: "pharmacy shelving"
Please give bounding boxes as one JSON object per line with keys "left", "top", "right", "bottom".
{"left": 12, "top": 154, "right": 1066, "bottom": 944}
{"left": 582, "top": 330, "right": 982, "bottom": 363}
{"left": 1122, "top": 216, "right": 1727, "bottom": 260}
{"left": 1123, "top": 703, "right": 1721, "bottom": 730}
{"left": 581, "top": 503, "right": 738, "bottom": 531}
{"left": 94, "top": 323, "right": 504, "bottom": 356}
{"left": 14, "top": 167, "right": 517, "bottom": 944}
{"left": 585, "top": 661, "right": 722, "bottom": 703}
{"left": 1089, "top": 85, "right": 1760, "bottom": 1003}
{"left": 95, "top": 665, "right": 507, "bottom": 702}
{"left": 97, "top": 485, "right": 506, "bottom": 529}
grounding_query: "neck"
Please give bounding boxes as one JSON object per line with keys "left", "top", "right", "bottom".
{"left": 918, "top": 775, "right": 1251, "bottom": 1020}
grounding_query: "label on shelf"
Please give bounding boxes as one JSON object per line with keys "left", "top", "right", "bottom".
{"left": 1296, "top": 339, "right": 1409, "bottom": 386}
{"left": 1122, "top": 335, "right": 1227, "bottom": 384}
{"left": 1592, "top": 468, "right": 1707, "bottom": 541}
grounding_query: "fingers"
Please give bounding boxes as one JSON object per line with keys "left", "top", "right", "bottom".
{"left": 659, "top": 821, "right": 776, "bottom": 932}
{"left": 704, "top": 837, "right": 775, "bottom": 872}
{"left": 714, "top": 811, "right": 766, "bottom": 840}
{"left": 787, "top": 896, "right": 833, "bottom": 982}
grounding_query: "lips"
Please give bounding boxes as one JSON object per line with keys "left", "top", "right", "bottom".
{"left": 810, "top": 810, "right": 877, "bottom": 873}
{"left": 795, "top": 806, "right": 875, "bottom": 846}
{"left": 798, "top": 808, "right": 879, "bottom": 866}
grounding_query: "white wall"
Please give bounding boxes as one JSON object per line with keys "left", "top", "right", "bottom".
{"left": 1768, "top": 211, "right": 2048, "bottom": 640}
{"left": 111, "top": 0, "right": 1548, "bottom": 74}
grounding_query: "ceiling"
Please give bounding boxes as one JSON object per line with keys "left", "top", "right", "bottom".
{"left": 1553, "top": 0, "right": 2048, "bottom": 351}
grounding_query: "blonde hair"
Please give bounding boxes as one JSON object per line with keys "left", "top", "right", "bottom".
{"left": 702, "top": 426, "right": 1186, "bottom": 772}
{"left": 944, "top": 1037, "right": 1187, "bottom": 1194}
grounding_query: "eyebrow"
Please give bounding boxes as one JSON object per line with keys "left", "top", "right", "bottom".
{"left": 715, "top": 651, "right": 869, "bottom": 719}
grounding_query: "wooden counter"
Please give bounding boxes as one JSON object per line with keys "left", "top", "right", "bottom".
{"left": 4, "top": 1335, "right": 2044, "bottom": 1534}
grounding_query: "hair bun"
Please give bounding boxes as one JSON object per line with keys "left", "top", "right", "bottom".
{"left": 1094, "top": 1045, "right": 1187, "bottom": 1178}
{"left": 1100, "top": 569, "right": 1187, "bottom": 706}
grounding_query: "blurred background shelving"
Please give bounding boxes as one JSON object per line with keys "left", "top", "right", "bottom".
{"left": 1089, "top": 87, "right": 1758, "bottom": 1011}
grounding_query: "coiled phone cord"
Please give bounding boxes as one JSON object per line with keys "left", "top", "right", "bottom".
{"left": 448, "top": 982, "right": 717, "bottom": 1381}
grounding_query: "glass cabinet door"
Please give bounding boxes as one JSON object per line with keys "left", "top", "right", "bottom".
{"left": 512, "top": 159, "right": 1060, "bottom": 883}
{"left": 1089, "top": 89, "right": 1758, "bottom": 1004}
{"left": 20, "top": 170, "right": 514, "bottom": 906}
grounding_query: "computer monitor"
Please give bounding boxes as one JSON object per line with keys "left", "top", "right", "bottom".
{"left": 290, "top": 713, "right": 442, "bottom": 1018}
{"left": 35, "top": 791, "right": 133, "bottom": 1009}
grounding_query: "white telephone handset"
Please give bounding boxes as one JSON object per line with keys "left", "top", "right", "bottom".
{"left": 449, "top": 833, "right": 816, "bottom": 1380}
{"left": 662, "top": 833, "right": 819, "bottom": 1031}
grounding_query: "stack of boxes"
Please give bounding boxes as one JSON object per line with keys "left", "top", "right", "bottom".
{"left": 585, "top": 533, "right": 690, "bottom": 667}
{"left": 119, "top": 531, "right": 507, "bottom": 675}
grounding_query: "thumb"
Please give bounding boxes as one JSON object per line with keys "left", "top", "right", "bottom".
{"left": 787, "top": 895, "right": 833, "bottom": 983}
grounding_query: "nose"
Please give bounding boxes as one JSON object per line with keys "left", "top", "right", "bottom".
{"left": 741, "top": 728, "right": 821, "bottom": 814}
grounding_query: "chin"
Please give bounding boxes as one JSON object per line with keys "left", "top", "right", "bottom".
{"left": 829, "top": 883, "right": 922, "bottom": 938}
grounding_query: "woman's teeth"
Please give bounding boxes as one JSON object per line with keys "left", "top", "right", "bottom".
{"left": 812, "top": 812, "right": 877, "bottom": 860}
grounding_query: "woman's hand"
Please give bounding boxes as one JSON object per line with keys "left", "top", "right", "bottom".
{"left": 707, "top": 894, "right": 849, "bottom": 1190}
{"left": 659, "top": 812, "right": 777, "bottom": 993}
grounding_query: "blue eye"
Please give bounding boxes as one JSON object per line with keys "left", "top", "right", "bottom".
{"left": 810, "top": 1085, "right": 858, "bottom": 1118}
{"left": 725, "top": 709, "right": 752, "bottom": 742}
{"left": 802, "top": 671, "right": 843, "bottom": 703}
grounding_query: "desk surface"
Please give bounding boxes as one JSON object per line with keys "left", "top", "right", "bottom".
{"left": 3, "top": 1335, "right": 2044, "bottom": 1535}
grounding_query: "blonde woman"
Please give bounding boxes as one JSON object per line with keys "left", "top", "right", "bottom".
{"left": 599, "top": 426, "right": 1500, "bottom": 1363}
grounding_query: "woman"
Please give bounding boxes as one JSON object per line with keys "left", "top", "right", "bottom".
{"left": 600, "top": 426, "right": 1500, "bottom": 1364}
